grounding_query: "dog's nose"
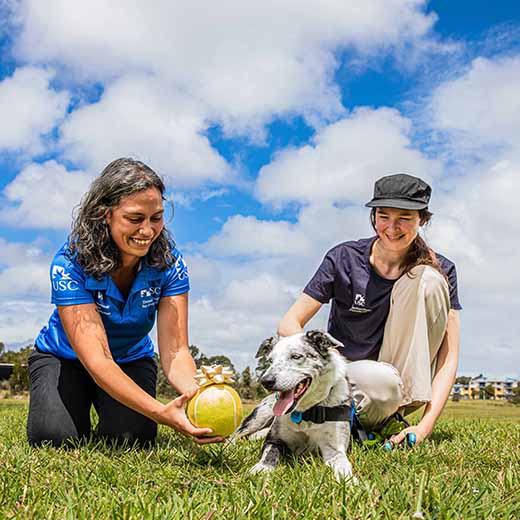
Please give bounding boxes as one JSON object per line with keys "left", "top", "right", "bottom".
{"left": 260, "top": 374, "right": 276, "bottom": 391}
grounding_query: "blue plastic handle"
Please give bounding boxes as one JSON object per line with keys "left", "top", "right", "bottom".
{"left": 406, "top": 432, "right": 417, "bottom": 446}
{"left": 384, "top": 433, "right": 416, "bottom": 450}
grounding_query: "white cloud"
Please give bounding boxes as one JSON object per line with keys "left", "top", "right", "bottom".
{"left": 428, "top": 53, "right": 520, "bottom": 296}
{"left": 220, "top": 273, "right": 300, "bottom": 312}
{"left": 423, "top": 53, "right": 520, "bottom": 377}
{"left": 0, "top": 160, "right": 91, "bottom": 229}
{"left": 188, "top": 295, "right": 278, "bottom": 367}
{"left": 59, "top": 75, "right": 231, "bottom": 186}
{"left": 14, "top": 0, "right": 436, "bottom": 132}
{"left": 0, "top": 237, "right": 54, "bottom": 345}
{"left": 0, "top": 263, "right": 49, "bottom": 297}
{"left": 256, "top": 107, "right": 441, "bottom": 205}
{"left": 0, "top": 238, "right": 53, "bottom": 299}
{"left": 202, "top": 204, "right": 372, "bottom": 267}
{"left": 203, "top": 215, "right": 313, "bottom": 258}
{"left": 0, "top": 237, "right": 49, "bottom": 266}
{"left": 0, "top": 300, "right": 53, "bottom": 343}
{"left": 184, "top": 253, "right": 223, "bottom": 293}
{"left": 430, "top": 159, "right": 520, "bottom": 296}
{"left": 431, "top": 55, "right": 520, "bottom": 150}
{"left": 0, "top": 66, "right": 69, "bottom": 152}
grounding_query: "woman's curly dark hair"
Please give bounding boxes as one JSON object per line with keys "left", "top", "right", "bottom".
{"left": 67, "top": 158, "right": 175, "bottom": 279}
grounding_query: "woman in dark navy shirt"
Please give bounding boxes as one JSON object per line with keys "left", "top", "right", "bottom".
{"left": 278, "top": 173, "right": 461, "bottom": 446}
{"left": 28, "top": 158, "right": 222, "bottom": 447}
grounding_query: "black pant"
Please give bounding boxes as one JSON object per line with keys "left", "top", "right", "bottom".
{"left": 27, "top": 349, "right": 158, "bottom": 447}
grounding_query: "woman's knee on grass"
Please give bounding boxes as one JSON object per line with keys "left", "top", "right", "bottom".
{"left": 27, "top": 414, "right": 89, "bottom": 448}
{"left": 94, "top": 419, "right": 157, "bottom": 448}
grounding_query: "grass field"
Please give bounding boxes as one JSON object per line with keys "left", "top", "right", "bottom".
{"left": 1, "top": 399, "right": 519, "bottom": 519}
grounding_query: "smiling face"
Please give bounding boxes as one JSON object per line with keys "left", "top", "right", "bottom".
{"left": 105, "top": 187, "right": 164, "bottom": 266}
{"left": 374, "top": 207, "right": 422, "bottom": 253}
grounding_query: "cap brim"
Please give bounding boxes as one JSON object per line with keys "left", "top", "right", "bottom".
{"left": 365, "top": 198, "right": 428, "bottom": 210}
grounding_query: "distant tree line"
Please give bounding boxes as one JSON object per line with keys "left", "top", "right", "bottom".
{"left": 156, "top": 345, "right": 267, "bottom": 401}
{"left": 3, "top": 342, "right": 520, "bottom": 406}
{"left": 0, "top": 342, "right": 31, "bottom": 396}
{"left": 1, "top": 341, "right": 266, "bottom": 401}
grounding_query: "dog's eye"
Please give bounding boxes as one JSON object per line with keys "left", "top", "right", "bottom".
{"left": 290, "top": 353, "right": 304, "bottom": 360}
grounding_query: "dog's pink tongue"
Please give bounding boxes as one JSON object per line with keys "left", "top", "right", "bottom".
{"left": 273, "top": 390, "right": 295, "bottom": 416}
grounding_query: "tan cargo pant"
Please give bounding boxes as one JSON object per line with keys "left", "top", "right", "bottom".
{"left": 345, "top": 265, "right": 450, "bottom": 429}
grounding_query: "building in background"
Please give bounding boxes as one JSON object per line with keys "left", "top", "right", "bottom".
{"left": 451, "top": 375, "right": 518, "bottom": 401}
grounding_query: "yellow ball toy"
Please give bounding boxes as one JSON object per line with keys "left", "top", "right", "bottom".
{"left": 187, "top": 365, "right": 243, "bottom": 438}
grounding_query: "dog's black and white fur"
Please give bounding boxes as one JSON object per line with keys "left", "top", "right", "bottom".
{"left": 234, "top": 330, "right": 354, "bottom": 482}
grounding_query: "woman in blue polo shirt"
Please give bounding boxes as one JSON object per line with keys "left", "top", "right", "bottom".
{"left": 278, "top": 173, "right": 461, "bottom": 447}
{"left": 28, "top": 158, "right": 221, "bottom": 447}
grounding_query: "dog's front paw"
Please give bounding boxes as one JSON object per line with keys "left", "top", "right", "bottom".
{"left": 326, "top": 455, "right": 356, "bottom": 483}
{"left": 333, "top": 465, "right": 358, "bottom": 484}
{"left": 250, "top": 462, "right": 275, "bottom": 475}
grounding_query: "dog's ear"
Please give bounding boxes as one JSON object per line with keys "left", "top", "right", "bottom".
{"left": 255, "top": 336, "right": 278, "bottom": 359}
{"left": 305, "top": 330, "right": 343, "bottom": 357}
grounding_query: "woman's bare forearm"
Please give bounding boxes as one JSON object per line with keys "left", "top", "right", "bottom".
{"left": 278, "top": 293, "right": 323, "bottom": 336}
{"left": 161, "top": 347, "right": 198, "bottom": 395}
{"left": 157, "top": 293, "right": 198, "bottom": 395}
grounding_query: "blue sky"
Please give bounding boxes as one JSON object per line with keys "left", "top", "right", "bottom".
{"left": 0, "top": 1, "right": 519, "bottom": 377}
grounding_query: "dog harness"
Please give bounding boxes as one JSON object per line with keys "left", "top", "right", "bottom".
{"left": 290, "top": 404, "right": 354, "bottom": 425}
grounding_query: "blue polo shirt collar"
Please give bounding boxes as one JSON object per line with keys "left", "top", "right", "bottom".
{"left": 84, "top": 263, "right": 163, "bottom": 302}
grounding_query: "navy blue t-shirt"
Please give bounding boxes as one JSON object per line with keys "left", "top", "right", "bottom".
{"left": 303, "top": 237, "right": 462, "bottom": 361}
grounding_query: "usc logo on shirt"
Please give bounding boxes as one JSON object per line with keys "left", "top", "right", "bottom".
{"left": 51, "top": 266, "right": 79, "bottom": 292}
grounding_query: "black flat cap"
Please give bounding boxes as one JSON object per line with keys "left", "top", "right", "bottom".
{"left": 365, "top": 173, "right": 431, "bottom": 210}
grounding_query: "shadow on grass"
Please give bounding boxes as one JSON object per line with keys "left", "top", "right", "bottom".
{"left": 156, "top": 431, "right": 254, "bottom": 472}
{"left": 429, "top": 430, "right": 454, "bottom": 443}
{"left": 0, "top": 400, "right": 27, "bottom": 409}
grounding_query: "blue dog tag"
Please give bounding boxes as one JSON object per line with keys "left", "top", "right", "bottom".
{"left": 290, "top": 411, "right": 303, "bottom": 424}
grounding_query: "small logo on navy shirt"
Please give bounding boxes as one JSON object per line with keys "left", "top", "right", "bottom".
{"left": 354, "top": 294, "right": 365, "bottom": 307}
{"left": 52, "top": 266, "right": 79, "bottom": 292}
{"left": 349, "top": 293, "right": 372, "bottom": 314}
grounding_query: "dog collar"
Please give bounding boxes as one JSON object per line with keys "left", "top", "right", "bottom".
{"left": 290, "top": 404, "right": 352, "bottom": 425}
